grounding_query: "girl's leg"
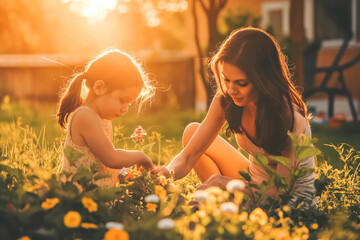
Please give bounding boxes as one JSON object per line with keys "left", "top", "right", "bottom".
{"left": 183, "top": 123, "right": 250, "bottom": 183}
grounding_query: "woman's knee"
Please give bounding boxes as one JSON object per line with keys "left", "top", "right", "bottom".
{"left": 182, "top": 122, "right": 200, "bottom": 147}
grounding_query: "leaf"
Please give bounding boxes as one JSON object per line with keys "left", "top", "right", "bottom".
{"left": 63, "top": 146, "right": 84, "bottom": 165}
{"left": 294, "top": 167, "right": 314, "bottom": 180}
{"left": 63, "top": 181, "right": 79, "bottom": 194}
{"left": 72, "top": 164, "right": 91, "bottom": 182}
{"left": 297, "top": 147, "right": 321, "bottom": 162}
{"left": 254, "top": 154, "right": 268, "bottom": 167}
{"left": 269, "top": 155, "right": 290, "bottom": 168}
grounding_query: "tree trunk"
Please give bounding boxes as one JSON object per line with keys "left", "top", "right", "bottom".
{"left": 290, "top": 0, "right": 305, "bottom": 89}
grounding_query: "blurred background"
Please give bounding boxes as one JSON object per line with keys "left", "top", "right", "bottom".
{"left": 0, "top": 0, "right": 359, "bottom": 167}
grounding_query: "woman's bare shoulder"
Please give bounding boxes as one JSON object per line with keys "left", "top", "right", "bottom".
{"left": 292, "top": 109, "right": 308, "bottom": 135}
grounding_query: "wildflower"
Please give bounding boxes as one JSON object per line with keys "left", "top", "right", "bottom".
{"left": 105, "top": 222, "right": 124, "bottom": 230}
{"left": 254, "top": 232, "right": 264, "bottom": 240}
{"left": 131, "top": 125, "right": 147, "bottom": 144}
{"left": 138, "top": 165, "right": 145, "bottom": 171}
{"left": 125, "top": 171, "right": 135, "bottom": 180}
{"left": 327, "top": 206, "right": 333, "bottom": 210}
{"left": 18, "top": 237, "right": 31, "bottom": 240}
{"left": 146, "top": 203, "right": 157, "bottom": 212}
{"left": 194, "top": 190, "right": 209, "bottom": 201}
{"left": 220, "top": 202, "right": 238, "bottom": 213}
{"left": 310, "top": 223, "right": 318, "bottom": 230}
{"left": 159, "top": 175, "right": 168, "bottom": 186}
{"left": 64, "top": 211, "right": 81, "bottom": 228}
{"left": 282, "top": 205, "right": 291, "bottom": 213}
{"left": 41, "top": 198, "right": 59, "bottom": 210}
{"left": 270, "top": 229, "right": 291, "bottom": 240}
{"left": 119, "top": 167, "right": 127, "bottom": 176}
{"left": 155, "top": 185, "right": 167, "bottom": 198}
{"left": 81, "top": 197, "right": 98, "bottom": 212}
{"left": 205, "top": 186, "right": 228, "bottom": 202}
{"left": 104, "top": 228, "right": 129, "bottom": 240}
{"left": 157, "top": 218, "right": 175, "bottom": 230}
{"left": 81, "top": 222, "right": 98, "bottom": 229}
{"left": 249, "top": 208, "right": 268, "bottom": 225}
{"left": 238, "top": 211, "right": 248, "bottom": 221}
{"left": 145, "top": 194, "right": 160, "bottom": 203}
{"left": 226, "top": 179, "right": 245, "bottom": 193}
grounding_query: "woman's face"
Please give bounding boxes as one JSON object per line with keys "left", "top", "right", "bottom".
{"left": 220, "top": 62, "right": 257, "bottom": 107}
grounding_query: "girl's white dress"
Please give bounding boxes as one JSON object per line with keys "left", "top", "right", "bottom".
{"left": 61, "top": 105, "right": 119, "bottom": 187}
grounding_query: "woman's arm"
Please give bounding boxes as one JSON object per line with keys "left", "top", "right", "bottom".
{"left": 165, "top": 92, "right": 226, "bottom": 180}
{"left": 72, "top": 110, "right": 154, "bottom": 169}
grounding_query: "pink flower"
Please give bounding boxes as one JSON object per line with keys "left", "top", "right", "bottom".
{"left": 131, "top": 125, "right": 147, "bottom": 144}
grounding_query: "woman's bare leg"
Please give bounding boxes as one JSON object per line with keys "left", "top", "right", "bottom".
{"left": 183, "top": 122, "right": 250, "bottom": 183}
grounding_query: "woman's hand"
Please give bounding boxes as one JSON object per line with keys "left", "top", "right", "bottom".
{"left": 152, "top": 166, "right": 171, "bottom": 179}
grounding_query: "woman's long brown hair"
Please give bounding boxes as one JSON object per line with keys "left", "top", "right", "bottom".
{"left": 211, "top": 27, "right": 308, "bottom": 156}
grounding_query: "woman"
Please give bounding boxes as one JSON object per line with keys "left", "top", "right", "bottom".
{"left": 155, "top": 27, "right": 316, "bottom": 205}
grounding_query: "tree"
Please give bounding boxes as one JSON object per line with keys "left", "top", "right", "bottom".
{"left": 289, "top": 0, "right": 305, "bottom": 89}
{"left": 191, "top": 0, "right": 228, "bottom": 108}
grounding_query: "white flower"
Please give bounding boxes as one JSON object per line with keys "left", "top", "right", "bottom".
{"left": 105, "top": 222, "right": 124, "bottom": 230}
{"left": 119, "top": 167, "right": 127, "bottom": 176}
{"left": 226, "top": 179, "right": 245, "bottom": 193}
{"left": 157, "top": 218, "right": 175, "bottom": 230}
{"left": 145, "top": 194, "right": 160, "bottom": 203}
{"left": 220, "top": 202, "right": 238, "bottom": 213}
{"left": 194, "top": 190, "right": 209, "bottom": 201}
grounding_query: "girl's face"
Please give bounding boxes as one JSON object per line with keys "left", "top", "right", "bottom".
{"left": 220, "top": 62, "right": 257, "bottom": 107}
{"left": 98, "top": 84, "right": 142, "bottom": 120}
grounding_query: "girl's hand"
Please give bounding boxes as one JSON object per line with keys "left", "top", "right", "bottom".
{"left": 137, "top": 152, "right": 154, "bottom": 170}
{"left": 153, "top": 166, "right": 171, "bottom": 179}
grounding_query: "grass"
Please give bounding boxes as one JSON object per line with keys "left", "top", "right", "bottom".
{"left": 0, "top": 98, "right": 359, "bottom": 170}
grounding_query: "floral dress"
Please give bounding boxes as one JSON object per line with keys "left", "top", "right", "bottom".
{"left": 61, "top": 106, "right": 119, "bottom": 187}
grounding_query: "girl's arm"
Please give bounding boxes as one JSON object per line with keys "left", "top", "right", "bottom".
{"left": 71, "top": 110, "right": 153, "bottom": 169}
{"left": 165, "top": 92, "right": 226, "bottom": 180}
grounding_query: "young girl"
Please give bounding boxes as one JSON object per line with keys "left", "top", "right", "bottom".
{"left": 155, "top": 27, "right": 316, "bottom": 206}
{"left": 57, "top": 49, "right": 155, "bottom": 187}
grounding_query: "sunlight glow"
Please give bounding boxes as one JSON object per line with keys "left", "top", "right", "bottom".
{"left": 63, "top": 0, "right": 118, "bottom": 23}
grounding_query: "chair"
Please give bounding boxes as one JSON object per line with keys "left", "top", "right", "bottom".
{"left": 303, "top": 36, "right": 359, "bottom": 122}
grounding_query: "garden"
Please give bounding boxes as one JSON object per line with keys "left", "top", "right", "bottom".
{"left": 0, "top": 99, "right": 359, "bottom": 240}
{"left": 1, "top": 0, "right": 360, "bottom": 239}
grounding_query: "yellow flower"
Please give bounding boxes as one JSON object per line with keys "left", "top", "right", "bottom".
{"left": 282, "top": 205, "right": 291, "bottom": 213}
{"left": 41, "top": 198, "right": 60, "bottom": 210}
{"left": 64, "top": 211, "right": 81, "bottom": 228}
{"left": 254, "top": 231, "right": 264, "bottom": 240}
{"left": 204, "top": 186, "right": 229, "bottom": 202}
{"left": 103, "top": 228, "right": 129, "bottom": 240}
{"left": 270, "top": 229, "right": 291, "bottom": 240}
{"left": 249, "top": 208, "right": 268, "bottom": 225}
{"left": 155, "top": 185, "right": 167, "bottom": 198}
{"left": 146, "top": 203, "right": 157, "bottom": 212}
{"left": 81, "top": 222, "right": 98, "bottom": 229}
{"left": 81, "top": 197, "right": 98, "bottom": 212}
{"left": 159, "top": 175, "right": 168, "bottom": 186}
{"left": 310, "top": 223, "right": 318, "bottom": 230}
{"left": 238, "top": 212, "right": 248, "bottom": 221}
{"left": 18, "top": 237, "right": 31, "bottom": 240}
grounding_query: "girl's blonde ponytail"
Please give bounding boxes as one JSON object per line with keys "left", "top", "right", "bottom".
{"left": 57, "top": 73, "right": 85, "bottom": 129}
